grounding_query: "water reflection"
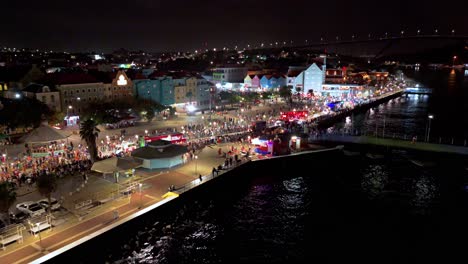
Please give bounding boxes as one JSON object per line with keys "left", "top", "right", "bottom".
{"left": 411, "top": 173, "right": 437, "bottom": 214}
{"left": 361, "top": 164, "right": 389, "bottom": 198}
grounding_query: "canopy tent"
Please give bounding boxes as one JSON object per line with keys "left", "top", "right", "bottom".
{"left": 18, "top": 124, "right": 70, "bottom": 144}
{"left": 91, "top": 156, "right": 143, "bottom": 174}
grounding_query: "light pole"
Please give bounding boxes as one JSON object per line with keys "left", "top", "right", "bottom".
{"left": 194, "top": 155, "right": 198, "bottom": 175}
{"left": 453, "top": 56, "right": 457, "bottom": 67}
{"left": 36, "top": 223, "right": 44, "bottom": 252}
{"left": 67, "top": 105, "right": 72, "bottom": 116}
{"left": 138, "top": 183, "right": 143, "bottom": 209}
{"left": 427, "top": 115, "right": 434, "bottom": 142}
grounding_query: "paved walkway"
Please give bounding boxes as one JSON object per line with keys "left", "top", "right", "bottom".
{"left": 0, "top": 142, "right": 257, "bottom": 264}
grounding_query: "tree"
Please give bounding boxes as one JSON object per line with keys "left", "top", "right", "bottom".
{"left": 185, "top": 90, "right": 193, "bottom": 104}
{"left": 36, "top": 173, "right": 58, "bottom": 214}
{"left": 279, "top": 86, "right": 293, "bottom": 108}
{"left": 144, "top": 105, "right": 155, "bottom": 122}
{"left": 0, "top": 182, "right": 16, "bottom": 224}
{"left": 261, "top": 91, "right": 272, "bottom": 104}
{"left": 80, "top": 118, "right": 100, "bottom": 163}
{"left": 0, "top": 97, "right": 51, "bottom": 129}
{"left": 49, "top": 111, "right": 66, "bottom": 126}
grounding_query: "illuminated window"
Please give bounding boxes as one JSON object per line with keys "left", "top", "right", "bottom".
{"left": 117, "top": 74, "right": 127, "bottom": 86}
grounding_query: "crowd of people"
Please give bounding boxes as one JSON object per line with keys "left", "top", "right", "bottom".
{"left": 0, "top": 146, "right": 91, "bottom": 189}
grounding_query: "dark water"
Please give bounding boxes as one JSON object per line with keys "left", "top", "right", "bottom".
{"left": 51, "top": 150, "right": 468, "bottom": 264}
{"left": 334, "top": 68, "right": 468, "bottom": 143}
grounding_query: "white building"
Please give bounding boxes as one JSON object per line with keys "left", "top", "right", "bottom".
{"left": 292, "top": 63, "right": 325, "bottom": 94}
{"left": 22, "top": 84, "right": 62, "bottom": 112}
{"left": 213, "top": 66, "right": 248, "bottom": 83}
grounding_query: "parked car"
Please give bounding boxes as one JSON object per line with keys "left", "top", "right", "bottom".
{"left": 16, "top": 201, "right": 46, "bottom": 217}
{"left": 37, "top": 198, "right": 61, "bottom": 211}
{"left": 9, "top": 210, "right": 29, "bottom": 224}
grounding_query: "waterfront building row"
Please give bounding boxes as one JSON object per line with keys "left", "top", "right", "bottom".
{"left": 0, "top": 68, "right": 213, "bottom": 114}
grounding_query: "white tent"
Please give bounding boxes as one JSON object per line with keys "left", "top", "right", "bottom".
{"left": 19, "top": 124, "right": 70, "bottom": 144}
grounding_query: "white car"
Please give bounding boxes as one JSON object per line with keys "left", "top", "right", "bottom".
{"left": 37, "top": 198, "right": 61, "bottom": 211}
{"left": 16, "top": 201, "right": 46, "bottom": 217}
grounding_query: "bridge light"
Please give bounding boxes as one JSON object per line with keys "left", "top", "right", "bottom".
{"left": 434, "top": 29, "right": 438, "bottom": 34}
{"left": 417, "top": 29, "right": 420, "bottom": 35}
{"left": 452, "top": 29, "right": 455, "bottom": 35}
{"left": 401, "top": 30, "right": 404, "bottom": 36}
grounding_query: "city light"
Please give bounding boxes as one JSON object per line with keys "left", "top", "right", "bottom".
{"left": 187, "top": 105, "right": 196, "bottom": 112}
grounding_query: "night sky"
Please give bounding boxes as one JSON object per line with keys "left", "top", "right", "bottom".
{"left": 2, "top": 0, "right": 467, "bottom": 53}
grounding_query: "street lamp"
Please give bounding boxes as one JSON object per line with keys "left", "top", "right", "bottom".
{"left": 194, "top": 155, "right": 198, "bottom": 175}
{"left": 67, "top": 105, "right": 72, "bottom": 117}
{"left": 427, "top": 115, "right": 434, "bottom": 142}
{"left": 138, "top": 183, "right": 143, "bottom": 208}
{"left": 453, "top": 56, "right": 457, "bottom": 67}
{"left": 36, "top": 223, "right": 44, "bottom": 251}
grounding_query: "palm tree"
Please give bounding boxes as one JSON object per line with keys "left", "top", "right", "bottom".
{"left": 279, "top": 86, "right": 293, "bottom": 108}
{"left": 80, "top": 118, "right": 100, "bottom": 163}
{"left": 36, "top": 173, "right": 58, "bottom": 214}
{"left": 0, "top": 182, "right": 16, "bottom": 224}
{"left": 185, "top": 90, "right": 193, "bottom": 104}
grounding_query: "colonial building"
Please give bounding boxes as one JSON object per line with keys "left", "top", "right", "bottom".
{"left": 133, "top": 76, "right": 175, "bottom": 106}
{"left": 22, "top": 83, "right": 61, "bottom": 112}
{"left": 108, "top": 70, "right": 133, "bottom": 100}
{"left": 51, "top": 73, "right": 107, "bottom": 114}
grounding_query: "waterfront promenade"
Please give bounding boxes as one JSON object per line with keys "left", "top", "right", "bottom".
{"left": 0, "top": 142, "right": 252, "bottom": 264}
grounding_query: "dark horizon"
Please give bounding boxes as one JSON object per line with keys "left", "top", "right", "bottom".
{"left": 2, "top": 0, "right": 468, "bottom": 53}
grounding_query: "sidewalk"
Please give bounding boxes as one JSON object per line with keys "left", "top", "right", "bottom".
{"left": 0, "top": 142, "right": 249, "bottom": 264}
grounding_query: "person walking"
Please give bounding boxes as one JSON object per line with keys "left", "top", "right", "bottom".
{"left": 199, "top": 174, "right": 203, "bottom": 182}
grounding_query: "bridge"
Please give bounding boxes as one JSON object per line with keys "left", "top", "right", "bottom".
{"left": 297, "top": 35, "right": 468, "bottom": 60}
{"left": 310, "top": 134, "right": 468, "bottom": 156}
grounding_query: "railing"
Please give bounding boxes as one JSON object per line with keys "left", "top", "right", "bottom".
{"left": 173, "top": 158, "right": 252, "bottom": 195}
{"left": 0, "top": 224, "right": 26, "bottom": 250}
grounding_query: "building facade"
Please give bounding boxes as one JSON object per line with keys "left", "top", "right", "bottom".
{"left": 213, "top": 67, "right": 248, "bottom": 83}
{"left": 108, "top": 70, "right": 133, "bottom": 100}
{"left": 303, "top": 63, "right": 324, "bottom": 93}
{"left": 22, "top": 84, "right": 61, "bottom": 112}
{"left": 133, "top": 77, "right": 175, "bottom": 106}
{"left": 196, "top": 77, "right": 211, "bottom": 108}
{"left": 57, "top": 82, "right": 108, "bottom": 113}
